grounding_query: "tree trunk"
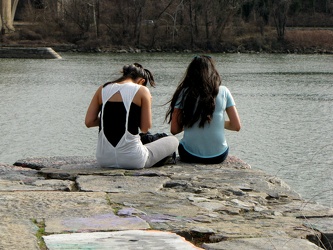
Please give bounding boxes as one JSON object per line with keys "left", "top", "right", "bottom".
{"left": 11, "top": 0, "right": 19, "bottom": 22}
{"left": 1, "top": 0, "right": 15, "bottom": 32}
{"left": 204, "top": 3, "right": 211, "bottom": 49}
{"left": 134, "top": 1, "right": 144, "bottom": 46}
{"left": 272, "top": 0, "right": 290, "bottom": 41}
{"left": 188, "top": 0, "right": 194, "bottom": 49}
{"left": 149, "top": 0, "right": 176, "bottom": 48}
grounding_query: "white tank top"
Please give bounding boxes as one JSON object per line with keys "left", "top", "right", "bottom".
{"left": 96, "top": 82, "right": 148, "bottom": 169}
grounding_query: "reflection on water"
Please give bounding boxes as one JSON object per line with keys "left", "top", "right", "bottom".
{"left": 0, "top": 53, "right": 332, "bottom": 207}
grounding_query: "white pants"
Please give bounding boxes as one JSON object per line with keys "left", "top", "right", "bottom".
{"left": 144, "top": 136, "right": 179, "bottom": 168}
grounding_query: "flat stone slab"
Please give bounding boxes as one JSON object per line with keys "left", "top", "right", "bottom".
{"left": 0, "top": 178, "right": 75, "bottom": 191}
{"left": 0, "top": 191, "right": 115, "bottom": 250}
{"left": 202, "top": 237, "right": 323, "bottom": 250}
{"left": 0, "top": 217, "right": 39, "bottom": 250}
{"left": 43, "top": 230, "right": 202, "bottom": 250}
{"left": 0, "top": 191, "right": 113, "bottom": 219}
{"left": 304, "top": 217, "right": 333, "bottom": 233}
{"left": 0, "top": 164, "right": 75, "bottom": 191}
{"left": 77, "top": 175, "right": 170, "bottom": 193}
{"left": 274, "top": 200, "right": 333, "bottom": 218}
{"left": 14, "top": 156, "right": 97, "bottom": 170}
{"left": 0, "top": 47, "right": 62, "bottom": 59}
{"left": 45, "top": 213, "right": 150, "bottom": 234}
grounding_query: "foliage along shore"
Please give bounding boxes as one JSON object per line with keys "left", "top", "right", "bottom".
{"left": 2, "top": 1, "right": 333, "bottom": 56}
{"left": 2, "top": 40, "right": 332, "bottom": 55}
{"left": 1, "top": 26, "right": 332, "bottom": 55}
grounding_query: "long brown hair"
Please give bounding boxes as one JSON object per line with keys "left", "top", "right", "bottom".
{"left": 165, "top": 55, "right": 221, "bottom": 128}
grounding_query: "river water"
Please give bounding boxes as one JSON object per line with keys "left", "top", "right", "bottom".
{"left": 0, "top": 52, "right": 332, "bottom": 208}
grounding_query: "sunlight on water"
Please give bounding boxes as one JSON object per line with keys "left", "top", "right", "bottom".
{"left": 0, "top": 53, "right": 332, "bottom": 207}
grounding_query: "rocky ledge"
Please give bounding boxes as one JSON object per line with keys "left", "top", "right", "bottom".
{"left": 0, "top": 47, "right": 62, "bottom": 59}
{"left": 0, "top": 156, "right": 332, "bottom": 250}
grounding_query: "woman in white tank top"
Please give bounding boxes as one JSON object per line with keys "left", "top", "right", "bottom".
{"left": 85, "top": 63, "right": 178, "bottom": 169}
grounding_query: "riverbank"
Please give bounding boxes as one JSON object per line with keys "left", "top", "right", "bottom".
{"left": 30, "top": 41, "right": 333, "bottom": 54}
{"left": 2, "top": 43, "right": 332, "bottom": 56}
{"left": 1, "top": 27, "right": 333, "bottom": 55}
{"left": 0, "top": 155, "right": 332, "bottom": 249}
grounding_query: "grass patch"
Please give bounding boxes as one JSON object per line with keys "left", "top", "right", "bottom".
{"left": 31, "top": 218, "right": 47, "bottom": 250}
{"left": 286, "top": 29, "right": 333, "bottom": 50}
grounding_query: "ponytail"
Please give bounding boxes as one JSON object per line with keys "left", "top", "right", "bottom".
{"left": 104, "top": 63, "right": 155, "bottom": 87}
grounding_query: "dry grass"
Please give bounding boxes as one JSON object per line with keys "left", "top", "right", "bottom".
{"left": 285, "top": 29, "right": 333, "bottom": 49}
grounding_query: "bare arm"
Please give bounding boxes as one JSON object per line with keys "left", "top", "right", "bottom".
{"left": 225, "top": 106, "right": 241, "bottom": 131}
{"left": 139, "top": 86, "right": 152, "bottom": 133}
{"left": 85, "top": 85, "right": 102, "bottom": 128}
{"left": 170, "top": 108, "right": 183, "bottom": 135}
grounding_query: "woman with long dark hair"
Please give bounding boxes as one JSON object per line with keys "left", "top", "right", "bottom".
{"left": 86, "top": 63, "right": 178, "bottom": 169}
{"left": 165, "top": 55, "right": 241, "bottom": 164}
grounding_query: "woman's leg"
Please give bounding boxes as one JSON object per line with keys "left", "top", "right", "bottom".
{"left": 144, "top": 136, "right": 179, "bottom": 168}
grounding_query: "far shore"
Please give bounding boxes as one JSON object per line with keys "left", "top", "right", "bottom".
{"left": 1, "top": 43, "right": 332, "bottom": 55}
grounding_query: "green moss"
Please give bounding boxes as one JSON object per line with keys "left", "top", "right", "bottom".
{"left": 31, "top": 219, "right": 47, "bottom": 250}
{"left": 105, "top": 194, "right": 123, "bottom": 214}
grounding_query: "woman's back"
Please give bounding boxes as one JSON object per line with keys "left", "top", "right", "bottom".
{"left": 86, "top": 62, "right": 178, "bottom": 169}
{"left": 166, "top": 55, "right": 241, "bottom": 164}
{"left": 96, "top": 83, "right": 148, "bottom": 169}
{"left": 179, "top": 86, "right": 234, "bottom": 157}
{"left": 103, "top": 101, "right": 141, "bottom": 147}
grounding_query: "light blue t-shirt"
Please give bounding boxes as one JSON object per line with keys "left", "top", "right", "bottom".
{"left": 175, "top": 86, "right": 235, "bottom": 158}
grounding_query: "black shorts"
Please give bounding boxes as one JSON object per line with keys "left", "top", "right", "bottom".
{"left": 178, "top": 144, "right": 229, "bottom": 164}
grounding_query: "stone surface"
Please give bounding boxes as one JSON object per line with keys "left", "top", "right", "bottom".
{"left": 77, "top": 175, "right": 170, "bottom": 193}
{"left": 304, "top": 217, "right": 333, "bottom": 250}
{"left": 202, "top": 237, "right": 323, "bottom": 250}
{"left": 0, "top": 156, "right": 332, "bottom": 250}
{"left": 43, "top": 230, "right": 202, "bottom": 250}
{"left": 0, "top": 217, "right": 39, "bottom": 250}
{"left": 0, "top": 164, "right": 75, "bottom": 191}
{"left": 45, "top": 213, "right": 150, "bottom": 234}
